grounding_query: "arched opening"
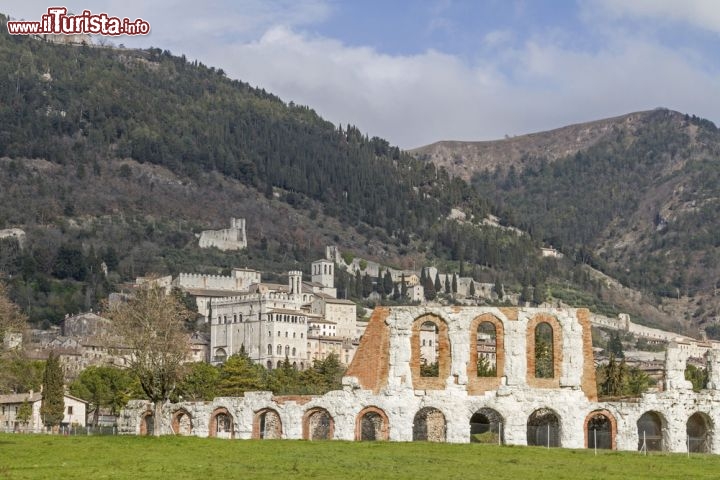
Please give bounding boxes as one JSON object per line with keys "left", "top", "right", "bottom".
{"left": 469, "top": 408, "right": 504, "bottom": 444}
{"left": 171, "top": 409, "right": 192, "bottom": 436}
{"left": 139, "top": 411, "right": 154, "bottom": 436}
{"left": 527, "top": 408, "right": 560, "bottom": 447}
{"left": 534, "top": 323, "right": 554, "bottom": 378}
{"left": 585, "top": 411, "right": 614, "bottom": 450}
{"left": 687, "top": 412, "right": 712, "bottom": 453}
{"left": 253, "top": 408, "right": 282, "bottom": 439}
{"left": 411, "top": 315, "right": 451, "bottom": 390}
{"left": 303, "top": 408, "right": 334, "bottom": 440}
{"left": 355, "top": 407, "right": 389, "bottom": 441}
{"left": 637, "top": 411, "right": 665, "bottom": 451}
{"left": 266, "top": 360, "right": 272, "bottom": 369}
{"left": 419, "top": 321, "right": 439, "bottom": 377}
{"left": 214, "top": 348, "right": 227, "bottom": 363}
{"left": 476, "top": 322, "right": 497, "bottom": 377}
{"left": 208, "top": 408, "right": 234, "bottom": 439}
{"left": 412, "top": 407, "right": 446, "bottom": 442}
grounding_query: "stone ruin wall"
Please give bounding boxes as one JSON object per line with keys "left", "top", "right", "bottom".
{"left": 198, "top": 218, "right": 247, "bottom": 251}
{"left": 119, "top": 306, "right": 720, "bottom": 453}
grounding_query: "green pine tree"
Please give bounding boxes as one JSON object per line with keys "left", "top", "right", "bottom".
{"left": 494, "top": 278, "right": 503, "bottom": 300}
{"left": 40, "top": 351, "right": 65, "bottom": 430}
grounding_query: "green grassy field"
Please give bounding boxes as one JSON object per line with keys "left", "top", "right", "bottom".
{"left": 1, "top": 434, "right": 719, "bottom": 480}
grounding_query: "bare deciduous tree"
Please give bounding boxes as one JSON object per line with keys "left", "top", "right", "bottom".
{"left": 106, "top": 285, "right": 190, "bottom": 436}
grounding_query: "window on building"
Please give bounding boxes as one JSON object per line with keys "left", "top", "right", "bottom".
{"left": 285, "top": 345, "right": 290, "bottom": 356}
{"left": 67, "top": 406, "right": 73, "bottom": 415}
{"left": 535, "top": 322, "right": 554, "bottom": 378}
{"left": 268, "top": 344, "right": 272, "bottom": 355}
{"left": 292, "top": 347, "right": 296, "bottom": 356}
{"left": 277, "top": 345, "right": 282, "bottom": 355}
{"left": 293, "top": 332, "right": 296, "bottom": 338}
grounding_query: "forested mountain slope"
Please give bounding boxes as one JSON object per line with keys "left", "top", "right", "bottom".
{"left": 414, "top": 109, "right": 720, "bottom": 330}
{"left": 0, "top": 15, "right": 568, "bottom": 327}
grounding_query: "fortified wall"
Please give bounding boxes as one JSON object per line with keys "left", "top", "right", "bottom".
{"left": 198, "top": 218, "right": 247, "bottom": 251}
{"left": 119, "top": 306, "right": 720, "bottom": 453}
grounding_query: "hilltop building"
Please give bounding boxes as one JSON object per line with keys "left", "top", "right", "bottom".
{"left": 198, "top": 218, "right": 247, "bottom": 251}
{"left": 208, "top": 261, "right": 360, "bottom": 369}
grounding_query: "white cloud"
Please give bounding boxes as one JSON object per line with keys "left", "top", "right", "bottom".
{"left": 588, "top": 0, "right": 720, "bottom": 34}
{"left": 200, "top": 25, "right": 720, "bottom": 148}
{"left": 3, "top": 1, "right": 720, "bottom": 148}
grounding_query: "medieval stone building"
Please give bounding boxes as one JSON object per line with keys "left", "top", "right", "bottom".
{"left": 120, "top": 306, "right": 719, "bottom": 453}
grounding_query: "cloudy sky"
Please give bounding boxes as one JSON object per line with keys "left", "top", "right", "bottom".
{"left": 5, "top": 1, "right": 720, "bottom": 148}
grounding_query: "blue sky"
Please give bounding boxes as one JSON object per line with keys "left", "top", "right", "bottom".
{"left": 5, "top": 1, "right": 720, "bottom": 148}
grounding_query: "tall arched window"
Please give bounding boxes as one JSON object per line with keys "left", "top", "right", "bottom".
{"left": 277, "top": 344, "right": 282, "bottom": 355}
{"left": 477, "top": 321, "right": 497, "bottom": 377}
{"left": 535, "top": 322, "right": 554, "bottom": 378}
{"left": 419, "top": 321, "right": 439, "bottom": 377}
{"left": 267, "top": 344, "right": 272, "bottom": 355}
{"left": 292, "top": 347, "right": 297, "bottom": 356}
{"left": 285, "top": 345, "right": 290, "bottom": 356}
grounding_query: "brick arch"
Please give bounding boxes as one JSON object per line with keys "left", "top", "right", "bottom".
{"left": 139, "top": 410, "right": 154, "bottom": 436}
{"left": 526, "top": 314, "right": 563, "bottom": 388}
{"left": 467, "top": 314, "right": 505, "bottom": 395}
{"left": 410, "top": 314, "right": 451, "bottom": 390}
{"left": 303, "top": 407, "right": 335, "bottom": 440}
{"left": 584, "top": 409, "right": 617, "bottom": 450}
{"left": 208, "top": 407, "right": 234, "bottom": 439}
{"left": 253, "top": 408, "right": 283, "bottom": 439}
{"left": 355, "top": 406, "right": 390, "bottom": 441}
{"left": 171, "top": 408, "right": 193, "bottom": 436}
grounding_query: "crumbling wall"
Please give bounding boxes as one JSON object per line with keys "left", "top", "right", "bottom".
{"left": 119, "top": 307, "right": 720, "bottom": 454}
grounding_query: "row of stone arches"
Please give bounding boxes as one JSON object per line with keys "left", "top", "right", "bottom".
{"left": 412, "top": 313, "right": 564, "bottom": 392}
{"left": 140, "top": 405, "right": 714, "bottom": 451}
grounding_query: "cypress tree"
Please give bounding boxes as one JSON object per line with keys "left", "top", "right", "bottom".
{"left": 469, "top": 281, "right": 476, "bottom": 297}
{"left": 452, "top": 274, "right": 458, "bottom": 294}
{"left": 40, "top": 351, "right": 65, "bottom": 430}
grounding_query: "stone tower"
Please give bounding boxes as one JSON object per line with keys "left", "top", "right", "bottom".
{"left": 288, "top": 271, "right": 303, "bottom": 295}
{"left": 312, "top": 259, "right": 334, "bottom": 289}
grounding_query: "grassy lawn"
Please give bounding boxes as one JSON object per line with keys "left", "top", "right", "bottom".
{"left": 1, "top": 434, "right": 719, "bottom": 479}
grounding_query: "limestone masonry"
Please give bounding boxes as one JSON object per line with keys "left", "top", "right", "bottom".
{"left": 198, "top": 218, "right": 247, "bottom": 251}
{"left": 120, "top": 306, "right": 719, "bottom": 453}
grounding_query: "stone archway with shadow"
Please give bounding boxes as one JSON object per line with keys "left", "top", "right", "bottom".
{"left": 687, "top": 412, "right": 713, "bottom": 453}
{"left": 253, "top": 408, "right": 283, "bottom": 439}
{"left": 208, "top": 407, "right": 234, "bottom": 439}
{"left": 171, "top": 409, "right": 193, "bottom": 436}
{"left": 584, "top": 409, "right": 616, "bottom": 450}
{"left": 637, "top": 411, "right": 667, "bottom": 452}
{"left": 139, "top": 410, "right": 154, "bottom": 436}
{"left": 412, "top": 407, "right": 446, "bottom": 442}
{"left": 355, "top": 406, "right": 390, "bottom": 441}
{"left": 527, "top": 408, "right": 561, "bottom": 447}
{"left": 303, "top": 407, "right": 334, "bottom": 440}
{"left": 469, "top": 407, "right": 505, "bottom": 444}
